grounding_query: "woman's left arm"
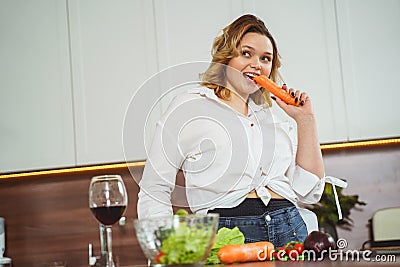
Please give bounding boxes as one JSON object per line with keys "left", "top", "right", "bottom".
{"left": 274, "top": 88, "right": 324, "bottom": 178}
{"left": 294, "top": 113, "right": 324, "bottom": 178}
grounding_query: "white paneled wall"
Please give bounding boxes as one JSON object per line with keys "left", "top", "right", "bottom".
{"left": 1, "top": 0, "right": 399, "bottom": 173}
{"left": 336, "top": 0, "right": 400, "bottom": 140}
{"left": 0, "top": 0, "right": 76, "bottom": 172}
{"left": 153, "top": 0, "right": 239, "bottom": 68}
{"left": 68, "top": 0, "right": 159, "bottom": 165}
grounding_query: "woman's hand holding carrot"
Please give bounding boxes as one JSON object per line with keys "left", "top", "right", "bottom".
{"left": 273, "top": 86, "right": 315, "bottom": 122}
{"left": 253, "top": 75, "right": 300, "bottom": 107}
{"left": 253, "top": 74, "right": 314, "bottom": 121}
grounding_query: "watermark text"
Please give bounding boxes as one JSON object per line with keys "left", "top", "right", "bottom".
{"left": 256, "top": 238, "right": 397, "bottom": 263}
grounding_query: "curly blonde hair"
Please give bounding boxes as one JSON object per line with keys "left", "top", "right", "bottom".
{"left": 200, "top": 14, "right": 282, "bottom": 107}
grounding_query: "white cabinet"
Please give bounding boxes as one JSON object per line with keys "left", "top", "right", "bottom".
{"left": 68, "top": 0, "right": 159, "bottom": 165}
{"left": 153, "top": 0, "right": 243, "bottom": 69}
{"left": 0, "top": 0, "right": 75, "bottom": 173}
{"left": 336, "top": 0, "right": 400, "bottom": 140}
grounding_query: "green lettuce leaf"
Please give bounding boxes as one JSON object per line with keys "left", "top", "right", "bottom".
{"left": 206, "top": 227, "right": 245, "bottom": 265}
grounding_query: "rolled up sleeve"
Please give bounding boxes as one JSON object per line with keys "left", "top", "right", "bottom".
{"left": 290, "top": 164, "right": 325, "bottom": 204}
{"left": 284, "top": 123, "right": 325, "bottom": 204}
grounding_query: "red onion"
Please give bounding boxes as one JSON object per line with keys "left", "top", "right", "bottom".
{"left": 304, "top": 231, "right": 336, "bottom": 255}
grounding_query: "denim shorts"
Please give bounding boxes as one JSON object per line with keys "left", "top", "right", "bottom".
{"left": 217, "top": 206, "right": 308, "bottom": 247}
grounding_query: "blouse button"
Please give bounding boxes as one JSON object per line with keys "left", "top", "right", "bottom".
{"left": 250, "top": 123, "right": 254, "bottom": 127}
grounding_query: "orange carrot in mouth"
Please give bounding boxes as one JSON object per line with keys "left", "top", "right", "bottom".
{"left": 253, "top": 75, "right": 300, "bottom": 106}
{"left": 217, "top": 241, "right": 274, "bottom": 264}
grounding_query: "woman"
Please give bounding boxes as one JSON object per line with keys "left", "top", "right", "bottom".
{"left": 137, "top": 14, "right": 345, "bottom": 247}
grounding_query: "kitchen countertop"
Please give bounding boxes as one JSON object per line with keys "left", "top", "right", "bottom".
{"left": 123, "top": 255, "right": 399, "bottom": 267}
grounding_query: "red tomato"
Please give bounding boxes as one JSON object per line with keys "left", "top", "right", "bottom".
{"left": 286, "top": 248, "right": 299, "bottom": 259}
{"left": 284, "top": 242, "right": 304, "bottom": 260}
{"left": 294, "top": 243, "right": 304, "bottom": 254}
{"left": 155, "top": 251, "right": 165, "bottom": 263}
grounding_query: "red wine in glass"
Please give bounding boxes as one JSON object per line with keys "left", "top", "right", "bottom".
{"left": 90, "top": 205, "right": 127, "bottom": 226}
{"left": 89, "top": 175, "right": 128, "bottom": 267}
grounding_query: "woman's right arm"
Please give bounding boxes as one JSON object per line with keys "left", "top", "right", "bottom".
{"left": 137, "top": 119, "right": 182, "bottom": 218}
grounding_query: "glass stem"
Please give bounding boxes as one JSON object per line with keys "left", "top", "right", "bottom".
{"left": 100, "top": 224, "right": 107, "bottom": 256}
{"left": 105, "top": 226, "right": 115, "bottom": 267}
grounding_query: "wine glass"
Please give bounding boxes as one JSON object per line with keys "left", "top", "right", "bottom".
{"left": 89, "top": 175, "right": 128, "bottom": 267}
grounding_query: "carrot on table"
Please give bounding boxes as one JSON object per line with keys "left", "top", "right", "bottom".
{"left": 217, "top": 241, "right": 274, "bottom": 264}
{"left": 253, "top": 75, "right": 300, "bottom": 106}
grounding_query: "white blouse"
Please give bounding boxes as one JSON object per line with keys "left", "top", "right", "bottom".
{"left": 137, "top": 87, "right": 347, "bottom": 232}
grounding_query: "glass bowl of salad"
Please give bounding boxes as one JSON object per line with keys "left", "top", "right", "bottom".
{"left": 133, "top": 212, "right": 219, "bottom": 266}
